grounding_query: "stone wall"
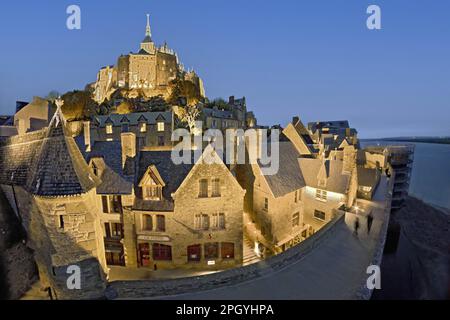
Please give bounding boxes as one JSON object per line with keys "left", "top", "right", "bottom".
{"left": 108, "top": 212, "right": 344, "bottom": 299}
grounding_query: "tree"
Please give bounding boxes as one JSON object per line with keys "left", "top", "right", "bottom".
{"left": 177, "top": 104, "right": 202, "bottom": 133}
{"left": 204, "top": 97, "right": 230, "bottom": 111}
{"left": 45, "top": 90, "right": 61, "bottom": 103}
{"left": 168, "top": 79, "right": 202, "bottom": 106}
{"left": 60, "top": 90, "right": 98, "bottom": 120}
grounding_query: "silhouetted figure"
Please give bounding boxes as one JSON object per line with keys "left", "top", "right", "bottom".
{"left": 154, "top": 263, "right": 158, "bottom": 271}
{"left": 367, "top": 213, "right": 374, "bottom": 234}
{"left": 46, "top": 287, "right": 53, "bottom": 300}
{"left": 354, "top": 218, "right": 360, "bottom": 236}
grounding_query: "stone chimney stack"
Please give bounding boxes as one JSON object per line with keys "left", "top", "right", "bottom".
{"left": 292, "top": 116, "right": 300, "bottom": 125}
{"left": 121, "top": 132, "right": 136, "bottom": 168}
{"left": 16, "top": 119, "right": 26, "bottom": 135}
{"left": 83, "top": 121, "right": 91, "bottom": 152}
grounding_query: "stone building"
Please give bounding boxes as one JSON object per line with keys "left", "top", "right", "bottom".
{"left": 75, "top": 130, "right": 246, "bottom": 271}
{"left": 202, "top": 96, "right": 257, "bottom": 131}
{"left": 92, "top": 15, "right": 204, "bottom": 103}
{"left": 13, "top": 97, "right": 55, "bottom": 135}
{"left": 0, "top": 100, "right": 246, "bottom": 297}
{"left": 87, "top": 111, "right": 174, "bottom": 149}
{"left": 244, "top": 141, "right": 306, "bottom": 253}
{"left": 0, "top": 106, "right": 107, "bottom": 299}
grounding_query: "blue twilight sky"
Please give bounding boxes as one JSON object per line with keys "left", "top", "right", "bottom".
{"left": 0, "top": 0, "right": 449, "bottom": 138}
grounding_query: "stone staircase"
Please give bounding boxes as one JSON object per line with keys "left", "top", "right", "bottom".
{"left": 243, "top": 234, "right": 261, "bottom": 266}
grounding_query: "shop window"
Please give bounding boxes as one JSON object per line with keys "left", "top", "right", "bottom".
{"left": 152, "top": 243, "right": 172, "bottom": 261}
{"left": 187, "top": 244, "right": 201, "bottom": 262}
{"left": 204, "top": 243, "right": 219, "bottom": 259}
{"left": 221, "top": 242, "right": 234, "bottom": 259}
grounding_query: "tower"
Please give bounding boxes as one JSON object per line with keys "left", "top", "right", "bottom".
{"left": 140, "top": 14, "right": 155, "bottom": 54}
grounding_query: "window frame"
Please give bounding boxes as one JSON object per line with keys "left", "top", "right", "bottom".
{"left": 142, "top": 214, "right": 153, "bottom": 231}
{"left": 198, "top": 179, "right": 208, "bottom": 198}
{"left": 106, "top": 124, "right": 113, "bottom": 134}
{"left": 313, "top": 209, "right": 326, "bottom": 221}
{"left": 221, "top": 242, "right": 235, "bottom": 259}
{"left": 211, "top": 178, "right": 221, "bottom": 197}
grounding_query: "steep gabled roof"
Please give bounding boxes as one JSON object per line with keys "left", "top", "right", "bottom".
{"left": 298, "top": 158, "right": 350, "bottom": 194}
{"left": 29, "top": 111, "right": 99, "bottom": 196}
{"left": 258, "top": 141, "right": 305, "bottom": 198}
{"left": 75, "top": 138, "right": 133, "bottom": 195}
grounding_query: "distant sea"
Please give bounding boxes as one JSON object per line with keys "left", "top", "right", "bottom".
{"left": 361, "top": 140, "right": 450, "bottom": 210}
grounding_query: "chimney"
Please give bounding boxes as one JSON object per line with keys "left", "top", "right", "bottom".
{"left": 292, "top": 116, "right": 299, "bottom": 125}
{"left": 83, "top": 121, "right": 91, "bottom": 152}
{"left": 121, "top": 132, "right": 136, "bottom": 168}
{"left": 16, "top": 118, "right": 26, "bottom": 135}
{"left": 229, "top": 96, "right": 235, "bottom": 105}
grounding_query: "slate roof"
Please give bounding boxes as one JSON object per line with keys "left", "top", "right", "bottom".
{"left": 0, "top": 129, "right": 47, "bottom": 186}
{"left": 202, "top": 108, "right": 235, "bottom": 119}
{"left": 258, "top": 141, "right": 305, "bottom": 198}
{"left": 93, "top": 112, "right": 172, "bottom": 128}
{"left": 133, "top": 151, "right": 194, "bottom": 211}
{"left": 298, "top": 158, "right": 351, "bottom": 194}
{"left": 0, "top": 112, "right": 100, "bottom": 196}
{"left": 357, "top": 166, "right": 380, "bottom": 188}
{"left": 142, "top": 35, "right": 152, "bottom": 43}
{"left": 0, "top": 116, "right": 13, "bottom": 126}
{"left": 29, "top": 119, "right": 100, "bottom": 197}
{"left": 75, "top": 138, "right": 133, "bottom": 195}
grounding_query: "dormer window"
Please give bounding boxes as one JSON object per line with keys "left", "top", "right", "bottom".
{"left": 140, "top": 122, "right": 147, "bottom": 133}
{"left": 106, "top": 124, "right": 113, "bottom": 134}
{"left": 157, "top": 121, "right": 165, "bottom": 132}
{"left": 143, "top": 181, "right": 162, "bottom": 201}
{"left": 139, "top": 166, "right": 165, "bottom": 201}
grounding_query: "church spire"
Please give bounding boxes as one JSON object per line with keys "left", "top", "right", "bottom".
{"left": 145, "top": 13, "right": 151, "bottom": 38}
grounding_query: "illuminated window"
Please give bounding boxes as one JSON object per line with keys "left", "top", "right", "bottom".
{"left": 106, "top": 124, "right": 113, "bottom": 134}
{"left": 140, "top": 122, "right": 147, "bottom": 132}
{"left": 315, "top": 189, "right": 328, "bottom": 202}
{"left": 157, "top": 122, "right": 165, "bottom": 132}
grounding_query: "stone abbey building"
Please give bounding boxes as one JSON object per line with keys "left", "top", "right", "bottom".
{"left": 91, "top": 14, "right": 205, "bottom": 103}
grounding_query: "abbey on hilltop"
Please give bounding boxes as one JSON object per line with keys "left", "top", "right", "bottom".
{"left": 90, "top": 14, "right": 205, "bottom": 104}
